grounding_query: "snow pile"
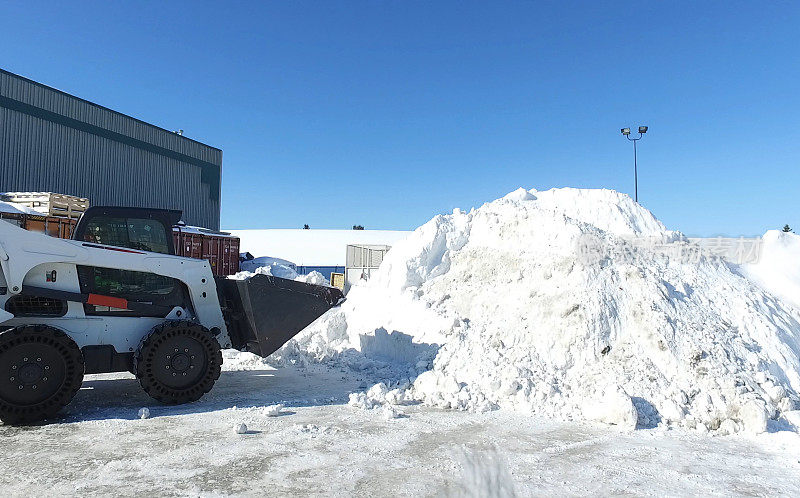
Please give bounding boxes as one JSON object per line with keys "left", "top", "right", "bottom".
{"left": 741, "top": 230, "right": 800, "bottom": 310}
{"left": 0, "top": 200, "right": 40, "bottom": 215}
{"left": 300, "top": 271, "right": 329, "bottom": 287}
{"left": 239, "top": 256, "right": 297, "bottom": 274}
{"left": 231, "top": 259, "right": 330, "bottom": 287}
{"left": 348, "top": 381, "right": 414, "bottom": 410}
{"left": 288, "top": 187, "right": 800, "bottom": 433}
{"left": 221, "top": 349, "right": 275, "bottom": 371}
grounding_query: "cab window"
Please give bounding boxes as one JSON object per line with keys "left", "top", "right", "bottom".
{"left": 77, "top": 266, "right": 187, "bottom": 317}
{"left": 83, "top": 216, "right": 170, "bottom": 254}
{"left": 87, "top": 268, "right": 176, "bottom": 298}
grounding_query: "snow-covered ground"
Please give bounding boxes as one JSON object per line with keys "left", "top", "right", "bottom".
{"left": 5, "top": 187, "right": 800, "bottom": 495}
{"left": 2, "top": 361, "right": 799, "bottom": 496}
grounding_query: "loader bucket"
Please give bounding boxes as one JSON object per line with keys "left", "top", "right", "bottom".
{"left": 217, "top": 274, "right": 345, "bottom": 358}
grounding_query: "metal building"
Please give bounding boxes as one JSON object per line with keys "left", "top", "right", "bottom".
{"left": 345, "top": 244, "right": 391, "bottom": 293}
{"left": 0, "top": 68, "right": 222, "bottom": 229}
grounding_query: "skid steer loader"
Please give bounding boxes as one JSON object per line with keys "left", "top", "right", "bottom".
{"left": 0, "top": 206, "right": 344, "bottom": 424}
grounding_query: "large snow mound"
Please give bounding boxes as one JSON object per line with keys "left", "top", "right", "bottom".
{"left": 287, "top": 188, "right": 800, "bottom": 433}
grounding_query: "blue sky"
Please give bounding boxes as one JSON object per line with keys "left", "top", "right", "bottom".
{"left": 2, "top": 1, "right": 799, "bottom": 236}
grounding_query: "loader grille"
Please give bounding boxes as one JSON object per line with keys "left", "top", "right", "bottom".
{"left": 5, "top": 295, "right": 68, "bottom": 317}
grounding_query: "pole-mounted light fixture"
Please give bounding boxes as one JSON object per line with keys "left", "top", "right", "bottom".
{"left": 620, "top": 125, "right": 648, "bottom": 202}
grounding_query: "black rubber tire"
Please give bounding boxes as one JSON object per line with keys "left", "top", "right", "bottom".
{"left": 0, "top": 325, "right": 84, "bottom": 425}
{"left": 134, "top": 321, "right": 222, "bottom": 404}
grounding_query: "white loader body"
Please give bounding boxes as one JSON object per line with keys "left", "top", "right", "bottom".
{"left": 0, "top": 220, "right": 231, "bottom": 352}
{"left": 0, "top": 206, "right": 343, "bottom": 424}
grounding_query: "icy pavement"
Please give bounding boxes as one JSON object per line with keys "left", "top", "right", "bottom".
{"left": 1, "top": 364, "right": 799, "bottom": 496}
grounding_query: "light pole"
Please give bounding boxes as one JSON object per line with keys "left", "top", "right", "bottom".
{"left": 620, "top": 126, "right": 648, "bottom": 202}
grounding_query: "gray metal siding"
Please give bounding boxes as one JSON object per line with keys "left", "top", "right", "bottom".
{"left": 0, "top": 69, "right": 222, "bottom": 229}
{"left": 0, "top": 71, "right": 221, "bottom": 163}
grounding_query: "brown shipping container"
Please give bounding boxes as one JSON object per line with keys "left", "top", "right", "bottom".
{"left": 3, "top": 213, "right": 240, "bottom": 277}
{"left": 173, "top": 228, "right": 240, "bottom": 277}
{"left": 0, "top": 212, "right": 78, "bottom": 239}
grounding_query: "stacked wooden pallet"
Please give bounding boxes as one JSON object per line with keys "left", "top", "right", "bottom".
{"left": 0, "top": 192, "right": 89, "bottom": 220}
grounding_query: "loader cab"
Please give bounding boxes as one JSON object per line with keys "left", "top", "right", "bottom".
{"left": 73, "top": 206, "right": 181, "bottom": 255}
{"left": 71, "top": 207, "right": 189, "bottom": 317}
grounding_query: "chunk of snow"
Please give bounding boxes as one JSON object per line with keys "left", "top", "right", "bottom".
{"left": 783, "top": 410, "right": 800, "bottom": 428}
{"left": 349, "top": 382, "right": 390, "bottom": 410}
{"left": 263, "top": 404, "right": 284, "bottom": 417}
{"left": 659, "top": 399, "right": 684, "bottom": 423}
{"left": 137, "top": 407, "right": 150, "bottom": 420}
{"left": 235, "top": 423, "right": 248, "bottom": 434}
{"left": 382, "top": 405, "right": 402, "bottom": 420}
{"left": 739, "top": 400, "right": 768, "bottom": 434}
{"left": 717, "top": 419, "right": 741, "bottom": 436}
{"left": 582, "top": 388, "right": 638, "bottom": 430}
